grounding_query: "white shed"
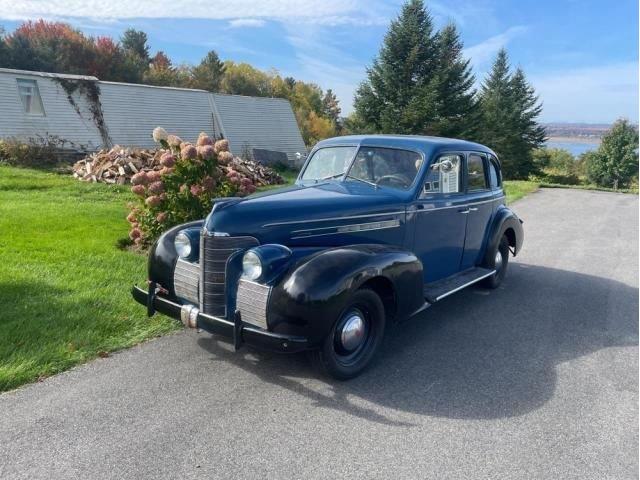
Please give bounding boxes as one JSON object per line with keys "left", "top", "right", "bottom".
{"left": 0, "top": 67, "right": 306, "bottom": 164}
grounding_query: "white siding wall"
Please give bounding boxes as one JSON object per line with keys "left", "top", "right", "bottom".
{"left": 99, "top": 82, "right": 214, "bottom": 148}
{"left": 211, "top": 94, "right": 306, "bottom": 163}
{"left": 0, "top": 71, "right": 103, "bottom": 149}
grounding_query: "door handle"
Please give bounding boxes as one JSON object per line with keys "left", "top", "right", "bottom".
{"left": 468, "top": 207, "right": 478, "bottom": 212}
{"left": 458, "top": 208, "right": 470, "bottom": 214}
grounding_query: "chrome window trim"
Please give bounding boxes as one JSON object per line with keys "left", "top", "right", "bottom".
{"left": 263, "top": 210, "right": 405, "bottom": 228}
{"left": 290, "top": 219, "right": 401, "bottom": 240}
{"left": 411, "top": 196, "right": 504, "bottom": 214}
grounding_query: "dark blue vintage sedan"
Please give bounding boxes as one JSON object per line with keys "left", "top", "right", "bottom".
{"left": 132, "top": 135, "right": 524, "bottom": 379}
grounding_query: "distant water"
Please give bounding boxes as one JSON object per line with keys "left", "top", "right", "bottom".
{"left": 545, "top": 139, "right": 600, "bottom": 157}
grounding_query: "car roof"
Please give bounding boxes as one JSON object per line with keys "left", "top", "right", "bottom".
{"left": 315, "top": 134, "right": 497, "bottom": 159}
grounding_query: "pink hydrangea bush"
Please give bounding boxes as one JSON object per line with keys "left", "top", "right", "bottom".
{"left": 127, "top": 128, "right": 257, "bottom": 247}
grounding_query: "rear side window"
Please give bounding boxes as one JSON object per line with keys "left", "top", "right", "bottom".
{"left": 488, "top": 157, "right": 501, "bottom": 188}
{"left": 467, "top": 153, "right": 488, "bottom": 191}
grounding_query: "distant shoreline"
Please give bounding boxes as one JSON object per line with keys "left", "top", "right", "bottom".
{"left": 547, "top": 136, "right": 601, "bottom": 144}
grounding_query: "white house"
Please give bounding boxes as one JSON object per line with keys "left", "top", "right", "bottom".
{"left": 0, "top": 67, "right": 306, "bottom": 164}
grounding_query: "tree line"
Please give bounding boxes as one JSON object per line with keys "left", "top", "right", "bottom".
{"left": 0, "top": 21, "right": 341, "bottom": 146}
{"left": 350, "top": 0, "right": 545, "bottom": 179}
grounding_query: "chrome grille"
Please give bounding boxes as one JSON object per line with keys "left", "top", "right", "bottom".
{"left": 200, "top": 235, "right": 259, "bottom": 317}
{"left": 173, "top": 258, "right": 199, "bottom": 304}
{"left": 236, "top": 279, "right": 271, "bottom": 329}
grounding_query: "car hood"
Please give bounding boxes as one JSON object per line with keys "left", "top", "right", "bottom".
{"left": 204, "top": 181, "right": 407, "bottom": 246}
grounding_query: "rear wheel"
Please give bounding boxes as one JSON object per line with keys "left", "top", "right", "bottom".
{"left": 482, "top": 235, "right": 510, "bottom": 289}
{"left": 310, "top": 288, "right": 386, "bottom": 380}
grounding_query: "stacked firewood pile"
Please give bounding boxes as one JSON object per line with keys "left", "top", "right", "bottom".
{"left": 72, "top": 146, "right": 284, "bottom": 186}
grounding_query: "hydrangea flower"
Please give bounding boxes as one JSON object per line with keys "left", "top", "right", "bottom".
{"left": 131, "top": 172, "right": 149, "bottom": 185}
{"left": 148, "top": 181, "right": 165, "bottom": 194}
{"left": 167, "top": 135, "right": 182, "bottom": 147}
{"left": 214, "top": 139, "right": 229, "bottom": 153}
{"left": 160, "top": 152, "right": 175, "bottom": 167}
{"left": 145, "top": 195, "right": 162, "bottom": 207}
{"left": 217, "top": 151, "right": 233, "bottom": 164}
{"left": 197, "top": 133, "right": 214, "bottom": 146}
{"left": 160, "top": 167, "right": 174, "bottom": 176}
{"left": 156, "top": 212, "right": 168, "bottom": 223}
{"left": 131, "top": 184, "right": 146, "bottom": 196}
{"left": 202, "top": 176, "right": 217, "bottom": 192}
{"left": 181, "top": 145, "right": 197, "bottom": 160}
{"left": 190, "top": 184, "right": 203, "bottom": 196}
{"left": 146, "top": 170, "right": 162, "bottom": 183}
{"left": 126, "top": 212, "right": 137, "bottom": 223}
{"left": 152, "top": 127, "right": 168, "bottom": 143}
{"left": 197, "top": 145, "right": 215, "bottom": 160}
{"left": 129, "top": 227, "right": 142, "bottom": 239}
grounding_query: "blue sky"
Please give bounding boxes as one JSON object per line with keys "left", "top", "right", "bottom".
{"left": 1, "top": 0, "right": 638, "bottom": 123}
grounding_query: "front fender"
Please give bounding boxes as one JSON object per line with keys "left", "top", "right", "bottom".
{"left": 486, "top": 206, "right": 524, "bottom": 261}
{"left": 267, "top": 244, "right": 424, "bottom": 345}
{"left": 148, "top": 220, "right": 204, "bottom": 296}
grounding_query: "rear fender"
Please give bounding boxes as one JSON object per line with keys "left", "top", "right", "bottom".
{"left": 485, "top": 206, "right": 524, "bottom": 262}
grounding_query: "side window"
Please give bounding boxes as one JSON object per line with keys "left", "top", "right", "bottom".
{"left": 422, "top": 154, "right": 462, "bottom": 196}
{"left": 17, "top": 79, "right": 45, "bottom": 115}
{"left": 467, "top": 153, "right": 488, "bottom": 191}
{"left": 488, "top": 156, "right": 501, "bottom": 189}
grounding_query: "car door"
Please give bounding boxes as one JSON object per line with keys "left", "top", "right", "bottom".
{"left": 460, "top": 152, "right": 495, "bottom": 269}
{"left": 410, "top": 153, "right": 468, "bottom": 283}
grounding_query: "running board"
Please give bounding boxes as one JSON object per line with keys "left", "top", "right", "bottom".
{"left": 423, "top": 267, "right": 496, "bottom": 303}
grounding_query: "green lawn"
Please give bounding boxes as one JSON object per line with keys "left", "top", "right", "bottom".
{"left": 0, "top": 166, "right": 539, "bottom": 392}
{"left": 503, "top": 180, "right": 539, "bottom": 203}
{"left": 0, "top": 166, "right": 177, "bottom": 392}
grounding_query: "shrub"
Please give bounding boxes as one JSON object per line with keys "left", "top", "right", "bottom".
{"left": 0, "top": 135, "right": 64, "bottom": 168}
{"left": 126, "top": 129, "right": 257, "bottom": 247}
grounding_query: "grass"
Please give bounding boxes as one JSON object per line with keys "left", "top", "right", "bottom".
{"left": 0, "top": 166, "right": 177, "bottom": 392}
{"left": 503, "top": 180, "right": 540, "bottom": 203}
{"left": 0, "top": 166, "right": 540, "bottom": 392}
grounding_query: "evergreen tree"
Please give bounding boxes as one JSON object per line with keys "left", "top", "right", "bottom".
{"left": 0, "top": 27, "right": 7, "bottom": 67}
{"left": 586, "top": 119, "right": 638, "bottom": 189}
{"left": 478, "top": 49, "right": 545, "bottom": 179}
{"left": 190, "top": 50, "right": 225, "bottom": 92}
{"left": 121, "top": 29, "right": 149, "bottom": 62}
{"left": 322, "top": 89, "right": 341, "bottom": 125}
{"left": 431, "top": 23, "right": 478, "bottom": 138}
{"left": 354, "top": 0, "right": 439, "bottom": 133}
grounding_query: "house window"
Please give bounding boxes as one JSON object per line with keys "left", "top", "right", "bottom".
{"left": 17, "top": 79, "right": 45, "bottom": 115}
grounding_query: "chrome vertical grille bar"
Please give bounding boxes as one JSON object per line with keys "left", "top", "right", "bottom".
{"left": 200, "top": 234, "right": 259, "bottom": 317}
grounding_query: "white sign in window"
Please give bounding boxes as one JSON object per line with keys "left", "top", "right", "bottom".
{"left": 17, "top": 79, "right": 45, "bottom": 115}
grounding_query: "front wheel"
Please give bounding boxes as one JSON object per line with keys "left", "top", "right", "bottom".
{"left": 310, "top": 288, "right": 386, "bottom": 380}
{"left": 481, "top": 235, "right": 510, "bottom": 289}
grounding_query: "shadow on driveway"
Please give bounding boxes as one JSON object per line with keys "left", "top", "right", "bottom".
{"left": 197, "top": 263, "right": 638, "bottom": 425}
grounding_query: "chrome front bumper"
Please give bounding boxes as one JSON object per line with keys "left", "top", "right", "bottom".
{"left": 131, "top": 285, "right": 308, "bottom": 353}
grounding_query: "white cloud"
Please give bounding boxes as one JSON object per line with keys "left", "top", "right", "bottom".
{"left": 0, "top": 0, "right": 369, "bottom": 24}
{"left": 463, "top": 25, "right": 528, "bottom": 68}
{"left": 530, "top": 62, "right": 639, "bottom": 123}
{"left": 227, "top": 18, "right": 265, "bottom": 28}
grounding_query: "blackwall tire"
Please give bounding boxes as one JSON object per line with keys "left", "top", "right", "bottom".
{"left": 310, "top": 288, "right": 386, "bottom": 380}
{"left": 482, "top": 235, "right": 510, "bottom": 289}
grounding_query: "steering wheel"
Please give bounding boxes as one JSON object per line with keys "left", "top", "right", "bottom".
{"left": 376, "top": 174, "right": 412, "bottom": 188}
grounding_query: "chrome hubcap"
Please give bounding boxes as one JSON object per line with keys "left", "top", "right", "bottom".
{"left": 340, "top": 310, "right": 366, "bottom": 351}
{"left": 494, "top": 250, "right": 503, "bottom": 271}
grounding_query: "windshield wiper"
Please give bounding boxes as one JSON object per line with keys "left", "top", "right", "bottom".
{"left": 319, "top": 172, "right": 346, "bottom": 181}
{"left": 345, "top": 174, "right": 378, "bottom": 189}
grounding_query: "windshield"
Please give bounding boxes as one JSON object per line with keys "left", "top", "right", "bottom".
{"left": 347, "top": 147, "right": 423, "bottom": 190}
{"left": 300, "top": 146, "right": 357, "bottom": 181}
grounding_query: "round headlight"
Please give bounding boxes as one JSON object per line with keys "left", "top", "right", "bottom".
{"left": 174, "top": 231, "right": 192, "bottom": 259}
{"left": 242, "top": 250, "right": 262, "bottom": 281}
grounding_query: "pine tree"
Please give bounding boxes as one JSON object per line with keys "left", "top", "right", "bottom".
{"left": 431, "top": 23, "right": 478, "bottom": 138}
{"left": 354, "top": 0, "right": 439, "bottom": 133}
{"left": 478, "top": 49, "right": 545, "bottom": 179}
{"left": 322, "top": 89, "right": 341, "bottom": 124}
{"left": 190, "top": 50, "right": 225, "bottom": 92}
{"left": 121, "top": 29, "right": 150, "bottom": 63}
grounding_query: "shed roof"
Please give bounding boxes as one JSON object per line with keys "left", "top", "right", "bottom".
{"left": 0, "top": 67, "right": 98, "bottom": 81}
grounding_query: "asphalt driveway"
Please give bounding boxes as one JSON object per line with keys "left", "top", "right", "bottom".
{"left": 1, "top": 188, "right": 638, "bottom": 480}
